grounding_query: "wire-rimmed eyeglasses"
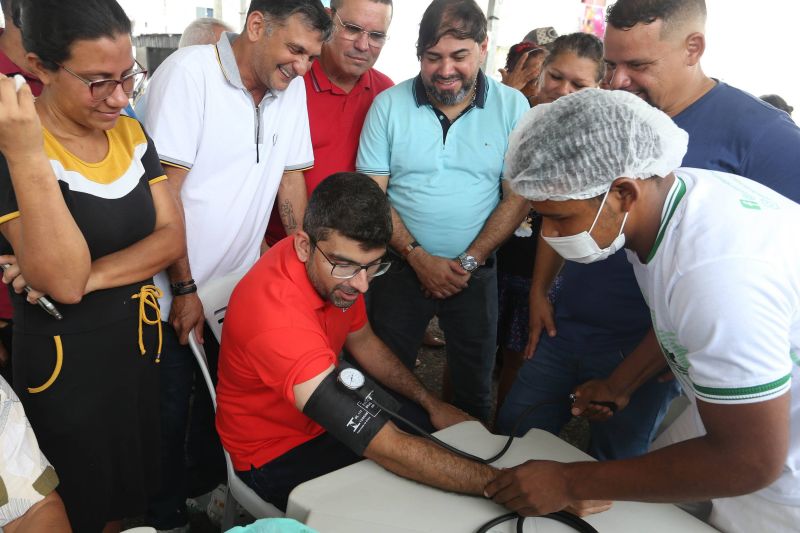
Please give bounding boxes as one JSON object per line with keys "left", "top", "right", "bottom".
{"left": 334, "top": 12, "right": 389, "bottom": 48}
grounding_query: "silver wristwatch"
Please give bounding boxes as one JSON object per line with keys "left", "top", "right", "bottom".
{"left": 457, "top": 252, "right": 479, "bottom": 272}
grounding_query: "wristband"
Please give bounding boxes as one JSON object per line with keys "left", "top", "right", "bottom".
{"left": 171, "top": 283, "right": 197, "bottom": 296}
{"left": 170, "top": 279, "right": 195, "bottom": 289}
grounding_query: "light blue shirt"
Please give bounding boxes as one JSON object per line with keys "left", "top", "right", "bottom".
{"left": 357, "top": 72, "right": 528, "bottom": 258}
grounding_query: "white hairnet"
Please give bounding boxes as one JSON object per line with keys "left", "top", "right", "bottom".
{"left": 505, "top": 88, "right": 689, "bottom": 201}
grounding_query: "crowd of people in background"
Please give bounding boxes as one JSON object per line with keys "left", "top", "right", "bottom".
{"left": 0, "top": 0, "right": 797, "bottom": 532}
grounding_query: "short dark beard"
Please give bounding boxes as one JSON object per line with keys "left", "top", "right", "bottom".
{"left": 329, "top": 283, "right": 359, "bottom": 309}
{"left": 307, "top": 262, "right": 358, "bottom": 309}
{"left": 423, "top": 74, "right": 476, "bottom": 107}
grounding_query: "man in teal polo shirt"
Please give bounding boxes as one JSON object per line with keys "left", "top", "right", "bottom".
{"left": 356, "top": 0, "right": 529, "bottom": 421}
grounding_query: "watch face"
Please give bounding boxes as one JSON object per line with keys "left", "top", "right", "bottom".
{"left": 338, "top": 368, "right": 366, "bottom": 390}
{"left": 460, "top": 254, "right": 478, "bottom": 272}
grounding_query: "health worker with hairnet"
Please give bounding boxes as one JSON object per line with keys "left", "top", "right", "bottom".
{"left": 485, "top": 89, "right": 800, "bottom": 533}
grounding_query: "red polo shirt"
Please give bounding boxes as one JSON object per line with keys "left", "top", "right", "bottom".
{"left": 265, "top": 60, "right": 393, "bottom": 245}
{"left": 215, "top": 237, "right": 368, "bottom": 470}
{"left": 0, "top": 30, "right": 43, "bottom": 97}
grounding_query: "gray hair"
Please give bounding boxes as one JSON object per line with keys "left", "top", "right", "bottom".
{"left": 179, "top": 17, "right": 233, "bottom": 48}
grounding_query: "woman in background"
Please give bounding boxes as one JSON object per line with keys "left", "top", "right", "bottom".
{"left": 495, "top": 32, "right": 606, "bottom": 413}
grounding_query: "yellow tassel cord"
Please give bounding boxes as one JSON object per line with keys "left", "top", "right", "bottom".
{"left": 132, "top": 284, "right": 163, "bottom": 362}
{"left": 28, "top": 336, "right": 63, "bottom": 394}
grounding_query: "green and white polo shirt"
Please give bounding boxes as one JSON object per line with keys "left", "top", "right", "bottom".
{"left": 628, "top": 167, "right": 800, "bottom": 505}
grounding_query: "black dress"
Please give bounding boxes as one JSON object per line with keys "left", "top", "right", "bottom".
{"left": 0, "top": 116, "right": 166, "bottom": 531}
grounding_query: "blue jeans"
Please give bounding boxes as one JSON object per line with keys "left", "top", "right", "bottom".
{"left": 368, "top": 257, "right": 498, "bottom": 422}
{"left": 496, "top": 335, "right": 680, "bottom": 460}
{"left": 146, "top": 322, "right": 226, "bottom": 529}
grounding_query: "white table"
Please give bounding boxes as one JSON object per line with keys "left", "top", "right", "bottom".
{"left": 286, "top": 421, "right": 717, "bottom": 532}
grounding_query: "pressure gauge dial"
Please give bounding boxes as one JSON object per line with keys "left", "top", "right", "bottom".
{"left": 338, "top": 367, "right": 366, "bottom": 390}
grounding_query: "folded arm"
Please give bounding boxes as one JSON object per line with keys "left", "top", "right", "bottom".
{"left": 84, "top": 180, "right": 185, "bottom": 294}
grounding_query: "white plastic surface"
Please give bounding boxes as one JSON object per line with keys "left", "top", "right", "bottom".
{"left": 287, "top": 422, "right": 718, "bottom": 533}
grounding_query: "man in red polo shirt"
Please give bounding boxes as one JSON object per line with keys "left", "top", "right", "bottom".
{"left": 265, "top": 0, "right": 393, "bottom": 245}
{"left": 217, "top": 172, "right": 498, "bottom": 511}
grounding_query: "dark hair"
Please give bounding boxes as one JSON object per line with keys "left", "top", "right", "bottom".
{"left": 606, "top": 0, "right": 706, "bottom": 35}
{"left": 2, "top": 0, "right": 21, "bottom": 28}
{"left": 761, "top": 94, "right": 794, "bottom": 115}
{"left": 20, "top": 0, "right": 131, "bottom": 71}
{"left": 416, "top": 0, "right": 487, "bottom": 59}
{"left": 504, "top": 41, "right": 543, "bottom": 72}
{"left": 330, "top": 0, "right": 393, "bottom": 12}
{"left": 247, "top": 0, "right": 332, "bottom": 41}
{"left": 304, "top": 172, "right": 392, "bottom": 250}
{"left": 542, "top": 33, "right": 606, "bottom": 83}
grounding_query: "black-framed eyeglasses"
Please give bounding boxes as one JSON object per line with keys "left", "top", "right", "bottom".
{"left": 312, "top": 240, "right": 392, "bottom": 280}
{"left": 334, "top": 12, "right": 389, "bottom": 48}
{"left": 60, "top": 60, "right": 148, "bottom": 101}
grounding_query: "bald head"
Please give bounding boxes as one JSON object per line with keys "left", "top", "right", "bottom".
{"left": 606, "top": 0, "right": 705, "bottom": 40}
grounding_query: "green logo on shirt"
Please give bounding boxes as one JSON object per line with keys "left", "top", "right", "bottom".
{"left": 739, "top": 199, "right": 761, "bottom": 210}
{"left": 654, "top": 330, "right": 690, "bottom": 374}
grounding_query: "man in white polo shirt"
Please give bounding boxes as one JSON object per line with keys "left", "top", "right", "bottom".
{"left": 137, "top": 1, "right": 332, "bottom": 529}
{"left": 486, "top": 88, "right": 800, "bottom": 532}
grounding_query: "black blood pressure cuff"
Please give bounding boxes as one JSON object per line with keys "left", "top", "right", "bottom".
{"left": 302, "top": 364, "right": 401, "bottom": 456}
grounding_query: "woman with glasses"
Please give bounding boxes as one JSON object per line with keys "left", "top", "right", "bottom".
{"left": 0, "top": 0, "right": 183, "bottom": 530}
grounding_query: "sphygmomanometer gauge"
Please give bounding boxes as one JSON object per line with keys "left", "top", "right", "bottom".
{"left": 338, "top": 367, "right": 366, "bottom": 391}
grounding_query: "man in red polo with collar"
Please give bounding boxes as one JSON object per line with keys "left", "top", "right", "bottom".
{"left": 217, "top": 173, "right": 503, "bottom": 512}
{"left": 265, "top": 0, "right": 393, "bottom": 246}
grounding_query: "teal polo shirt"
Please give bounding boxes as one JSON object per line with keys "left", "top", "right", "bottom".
{"left": 357, "top": 71, "right": 529, "bottom": 258}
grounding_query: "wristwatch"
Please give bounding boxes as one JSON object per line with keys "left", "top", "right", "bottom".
{"left": 401, "top": 240, "right": 420, "bottom": 260}
{"left": 457, "top": 252, "right": 479, "bottom": 273}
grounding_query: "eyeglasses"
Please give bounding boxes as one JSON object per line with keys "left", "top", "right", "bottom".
{"left": 334, "top": 12, "right": 389, "bottom": 48}
{"left": 60, "top": 61, "right": 148, "bottom": 101}
{"left": 313, "top": 241, "right": 392, "bottom": 280}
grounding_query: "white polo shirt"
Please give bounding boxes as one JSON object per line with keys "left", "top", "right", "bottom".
{"left": 628, "top": 168, "right": 800, "bottom": 506}
{"left": 138, "top": 33, "right": 313, "bottom": 316}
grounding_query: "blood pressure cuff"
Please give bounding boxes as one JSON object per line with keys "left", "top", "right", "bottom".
{"left": 302, "top": 363, "right": 401, "bottom": 456}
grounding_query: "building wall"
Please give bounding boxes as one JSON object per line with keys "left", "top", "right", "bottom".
{"left": 118, "top": 0, "right": 246, "bottom": 36}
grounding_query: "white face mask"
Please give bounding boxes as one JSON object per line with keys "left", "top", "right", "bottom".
{"left": 542, "top": 188, "right": 628, "bottom": 264}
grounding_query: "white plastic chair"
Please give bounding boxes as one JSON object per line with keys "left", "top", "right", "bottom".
{"left": 187, "top": 269, "right": 285, "bottom": 530}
